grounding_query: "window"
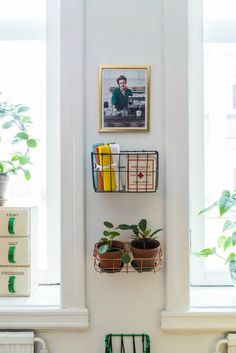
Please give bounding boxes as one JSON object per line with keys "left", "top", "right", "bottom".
{"left": 0, "top": 0, "right": 88, "bottom": 330}
{"left": 190, "top": 0, "right": 236, "bottom": 286}
{"left": 161, "top": 0, "right": 236, "bottom": 333}
{"left": 0, "top": 0, "right": 60, "bottom": 305}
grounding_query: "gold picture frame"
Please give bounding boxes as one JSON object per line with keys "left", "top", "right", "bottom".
{"left": 99, "top": 65, "right": 150, "bottom": 132}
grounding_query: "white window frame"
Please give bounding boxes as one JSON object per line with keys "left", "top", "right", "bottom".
{"left": 190, "top": 2, "right": 236, "bottom": 287}
{"left": 0, "top": 0, "right": 89, "bottom": 331}
{"left": 161, "top": 0, "right": 236, "bottom": 333}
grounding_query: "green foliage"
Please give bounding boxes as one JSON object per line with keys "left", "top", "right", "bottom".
{"left": 195, "top": 190, "right": 236, "bottom": 264}
{"left": 0, "top": 99, "right": 38, "bottom": 180}
{"left": 117, "top": 219, "right": 163, "bottom": 244}
{"left": 98, "top": 221, "right": 130, "bottom": 264}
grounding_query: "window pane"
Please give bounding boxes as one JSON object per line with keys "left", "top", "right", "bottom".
{"left": 0, "top": 0, "right": 46, "bottom": 19}
{"left": 204, "top": 0, "right": 236, "bottom": 21}
{"left": 204, "top": 44, "right": 236, "bottom": 279}
{"left": 0, "top": 41, "right": 47, "bottom": 270}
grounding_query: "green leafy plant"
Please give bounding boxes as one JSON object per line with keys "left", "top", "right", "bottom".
{"left": 117, "top": 219, "right": 163, "bottom": 248}
{"left": 98, "top": 221, "right": 130, "bottom": 264}
{"left": 194, "top": 190, "right": 236, "bottom": 264}
{"left": 0, "top": 99, "right": 37, "bottom": 180}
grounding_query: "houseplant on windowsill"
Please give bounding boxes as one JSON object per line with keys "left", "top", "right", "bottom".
{"left": 0, "top": 99, "right": 37, "bottom": 205}
{"left": 118, "top": 219, "right": 163, "bottom": 272}
{"left": 194, "top": 190, "right": 236, "bottom": 286}
{"left": 94, "top": 221, "right": 130, "bottom": 272}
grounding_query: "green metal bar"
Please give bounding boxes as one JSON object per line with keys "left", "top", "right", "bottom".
{"left": 8, "top": 246, "right": 16, "bottom": 264}
{"left": 105, "top": 334, "right": 150, "bottom": 353}
{"left": 8, "top": 217, "right": 15, "bottom": 235}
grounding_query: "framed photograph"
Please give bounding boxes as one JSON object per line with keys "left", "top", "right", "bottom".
{"left": 99, "top": 65, "right": 150, "bottom": 132}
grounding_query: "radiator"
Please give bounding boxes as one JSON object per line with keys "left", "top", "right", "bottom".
{"left": 215, "top": 334, "right": 236, "bottom": 353}
{"left": 0, "top": 332, "right": 48, "bottom": 353}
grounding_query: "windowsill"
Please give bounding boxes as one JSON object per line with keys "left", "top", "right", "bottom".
{"left": 0, "top": 285, "right": 89, "bottom": 331}
{"left": 191, "top": 285, "right": 236, "bottom": 307}
{"left": 161, "top": 286, "right": 236, "bottom": 333}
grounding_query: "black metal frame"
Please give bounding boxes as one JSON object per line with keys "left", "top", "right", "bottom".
{"left": 91, "top": 150, "right": 159, "bottom": 193}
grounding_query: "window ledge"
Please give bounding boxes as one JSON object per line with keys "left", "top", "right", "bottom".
{"left": 0, "top": 307, "right": 89, "bottom": 331}
{"left": 161, "top": 308, "right": 236, "bottom": 333}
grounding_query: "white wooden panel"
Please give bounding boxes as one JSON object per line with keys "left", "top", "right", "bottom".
{"left": 0, "top": 238, "right": 29, "bottom": 266}
{"left": 0, "top": 267, "right": 29, "bottom": 296}
{"left": 0, "top": 209, "right": 29, "bottom": 236}
{"left": 0, "top": 332, "right": 34, "bottom": 353}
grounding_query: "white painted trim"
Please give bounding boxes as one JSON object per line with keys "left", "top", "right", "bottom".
{"left": 60, "top": 0, "right": 87, "bottom": 309}
{"left": 0, "top": 308, "right": 89, "bottom": 331}
{"left": 161, "top": 309, "right": 236, "bottom": 333}
{"left": 163, "top": 0, "right": 190, "bottom": 311}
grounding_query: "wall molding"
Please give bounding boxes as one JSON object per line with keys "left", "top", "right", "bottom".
{"left": 0, "top": 308, "right": 89, "bottom": 331}
{"left": 161, "top": 309, "right": 236, "bottom": 333}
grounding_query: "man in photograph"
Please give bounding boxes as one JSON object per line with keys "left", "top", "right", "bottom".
{"left": 111, "top": 75, "right": 133, "bottom": 111}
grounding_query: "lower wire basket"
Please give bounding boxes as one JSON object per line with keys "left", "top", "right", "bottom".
{"left": 105, "top": 334, "right": 150, "bottom": 353}
{"left": 93, "top": 242, "right": 163, "bottom": 274}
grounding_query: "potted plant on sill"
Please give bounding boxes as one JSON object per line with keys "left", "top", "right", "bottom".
{"left": 0, "top": 99, "right": 37, "bottom": 205}
{"left": 118, "top": 219, "right": 163, "bottom": 272}
{"left": 194, "top": 190, "right": 236, "bottom": 286}
{"left": 95, "top": 221, "right": 130, "bottom": 273}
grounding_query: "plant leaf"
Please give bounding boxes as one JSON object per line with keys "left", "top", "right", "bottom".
{"left": 103, "top": 230, "right": 110, "bottom": 237}
{"left": 232, "top": 232, "right": 236, "bottom": 246}
{"left": 2, "top": 120, "right": 14, "bottom": 129}
{"left": 121, "top": 253, "right": 131, "bottom": 264}
{"left": 104, "top": 221, "right": 113, "bottom": 228}
{"left": 16, "top": 132, "right": 29, "bottom": 140}
{"left": 22, "top": 116, "right": 32, "bottom": 124}
{"left": 193, "top": 248, "right": 216, "bottom": 257}
{"left": 117, "top": 224, "right": 132, "bottom": 230}
{"left": 23, "top": 169, "right": 31, "bottom": 180}
{"left": 219, "top": 190, "right": 236, "bottom": 216}
{"left": 217, "top": 235, "right": 226, "bottom": 248}
{"left": 225, "top": 252, "right": 236, "bottom": 264}
{"left": 198, "top": 200, "right": 218, "bottom": 215}
{"left": 19, "top": 156, "right": 30, "bottom": 165}
{"left": 100, "top": 238, "right": 108, "bottom": 242}
{"left": 131, "top": 225, "right": 139, "bottom": 236}
{"left": 138, "top": 219, "right": 147, "bottom": 232}
{"left": 224, "top": 236, "right": 232, "bottom": 251}
{"left": 0, "top": 162, "right": 4, "bottom": 173}
{"left": 11, "top": 154, "right": 21, "bottom": 162}
{"left": 27, "top": 139, "right": 37, "bottom": 148}
{"left": 17, "top": 106, "right": 29, "bottom": 113}
{"left": 143, "top": 229, "right": 151, "bottom": 237}
{"left": 109, "top": 231, "right": 120, "bottom": 237}
{"left": 223, "top": 220, "right": 235, "bottom": 232}
{"left": 149, "top": 229, "right": 163, "bottom": 238}
{"left": 98, "top": 244, "right": 109, "bottom": 254}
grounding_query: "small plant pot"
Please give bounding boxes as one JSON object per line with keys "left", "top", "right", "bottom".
{"left": 96, "top": 240, "right": 125, "bottom": 273}
{"left": 0, "top": 175, "right": 10, "bottom": 205}
{"left": 130, "top": 239, "right": 161, "bottom": 272}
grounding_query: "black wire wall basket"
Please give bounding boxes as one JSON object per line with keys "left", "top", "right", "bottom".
{"left": 105, "top": 334, "right": 150, "bottom": 353}
{"left": 91, "top": 150, "right": 159, "bottom": 193}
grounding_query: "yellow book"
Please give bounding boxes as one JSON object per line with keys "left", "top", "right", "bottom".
{"left": 97, "top": 144, "right": 116, "bottom": 191}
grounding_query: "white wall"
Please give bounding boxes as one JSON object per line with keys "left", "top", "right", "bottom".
{"left": 37, "top": 0, "right": 224, "bottom": 352}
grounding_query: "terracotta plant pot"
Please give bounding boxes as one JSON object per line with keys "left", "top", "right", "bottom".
{"left": 96, "top": 240, "right": 125, "bottom": 273}
{"left": 130, "top": 239, "right": 161, "bottom": 272}
{"left": 0, "top": 175, "right": 10, "bottom": 206}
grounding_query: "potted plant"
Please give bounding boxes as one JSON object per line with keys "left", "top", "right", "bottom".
{"left": 95, "top": 221, "right": 130, "bottom": 272}
{"left": 118, "top": 219, "right": 163, "bottom": 272}
{"left": 0, "top": 99, "right": 37, "bottom": 204}
{"left": 194, "top": 190, "right": 236, "bottom": 286}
